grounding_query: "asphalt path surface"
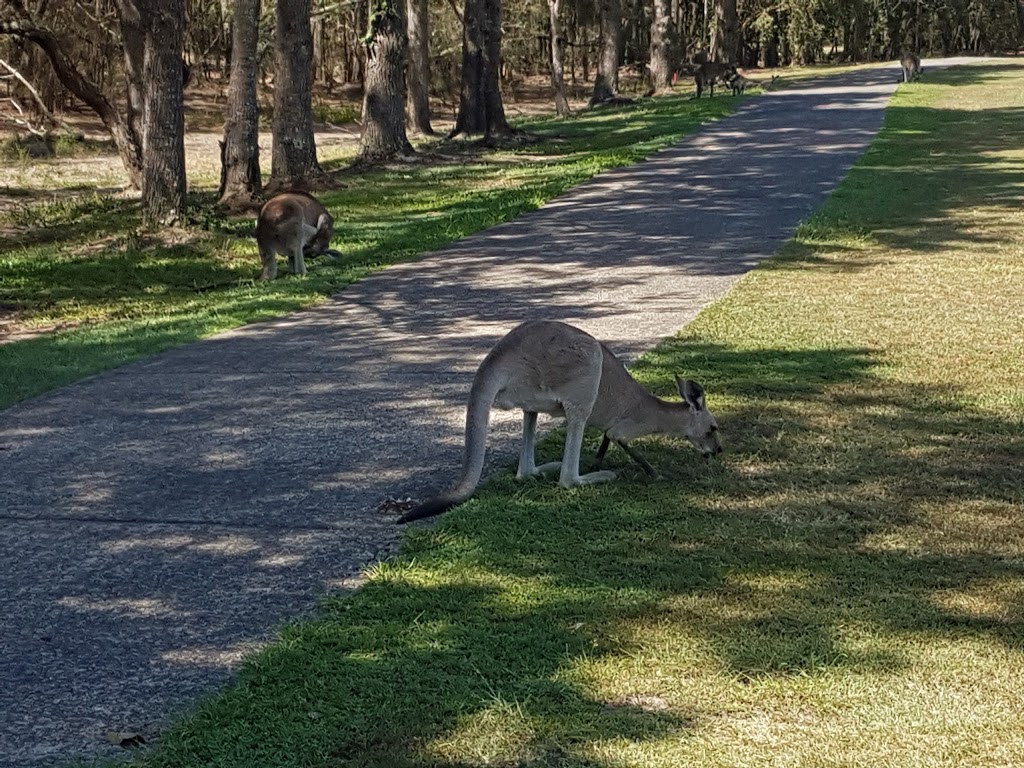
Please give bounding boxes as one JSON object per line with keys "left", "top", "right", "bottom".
{"left": 0, "top": 59, "right": 975, "bottom": 766}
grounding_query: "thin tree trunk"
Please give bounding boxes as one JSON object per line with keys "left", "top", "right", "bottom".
{"left": 0, "top": 56, "right": 80, "bottom": 135}
{"left": 268, "top": 0, "right": 326, "bottom": 192}
{"left": 219, "top": 0, "right": 263, "bottom": 207}
{"left": 547, "top": 0, "right": 570, "bottom": 114}
{"left": 359, "top": 0, "right": 415, "bottom": 161}
{"left": 118, "top": 4, "right": 145, "bottom": 156}
{"left": 405, "top": 0, "right": 433, "bottom": 134}
{"left": 649, "top": 0, "right": 673, "bottom": 92}
{"left": 591, "top": 0, "right": 621, "bottom": 103}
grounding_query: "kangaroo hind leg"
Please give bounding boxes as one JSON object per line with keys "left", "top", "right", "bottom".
{"left": 517, "top": 411, "right": 561, "bottom": 478}
{"left": 558, "top": 407, "right": 615, "bottom": 488}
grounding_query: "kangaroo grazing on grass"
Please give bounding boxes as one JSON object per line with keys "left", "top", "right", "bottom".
{"left": 900, "top": 52, "right": 922, "bottom": 83}
{"left": 397, "top": 320, "right": 722, "bottom": 524}
{"left": 256, "top": 192, "right": 339, "bottom": 280}
{"left": 694, "top": 61, "right": 739, "bottom": 98}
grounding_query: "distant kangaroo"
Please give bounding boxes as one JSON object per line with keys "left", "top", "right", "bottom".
{"left": 730, "top": 73, "right": 778, "bottom": 96}
{"left": 900, "top": 52, "right": 922, "bottom": 83}
{"left": 693, "top": 61, "right": 739, "bottom": 98}
{"left": 398, "top": 320, "right": 722, "bottom": 524}
{"left": 256, "top": 192, "right": 339, "bottom": 280}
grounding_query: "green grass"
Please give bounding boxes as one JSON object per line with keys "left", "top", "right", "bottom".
{"left": 0, "top": 93, "right": 737, "bottom": 409}
{"left": 103, "top": 61, "right": 1024, "bottom": 768}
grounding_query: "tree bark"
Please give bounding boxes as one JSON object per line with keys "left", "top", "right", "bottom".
{"left": 591, "top": 0, "right": 621, "bottom": 103}
{"left": 268, "top": 0, "right": 326, "bottom": 192}
{"left": 359, "top": 0, "right": 415, "bottom": 161}
{"left": 547, "top": 0, "right": 570, "bottom": 115}
{"left": 451, "top": 0, "right": 513, "bottom": 139}
{"left": 118, "top": 4, "right": 145, "bottom": 159}
{"left": 0, "top": 0, "right": 143, "bottom": 187}
{"left": 649, "top": 0, "right": 674, "bottom": 92}
{"left": 117, "top": 0, "right": 187, "bottom": 226}
{"left": 219, "top": 0, "right": 263, "bottom": 207}
{"left": 711, "top": 0, "right": 739, "bottom": 63}
{"left": 405, "top": 0, "right": 433, "bottom": 135}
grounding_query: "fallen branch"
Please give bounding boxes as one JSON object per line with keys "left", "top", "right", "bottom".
{"left": 5, "top": 97, "right": 47, "bottom": 136}
{"left": 0, "top": 56, "right": 81, "bottom": 137}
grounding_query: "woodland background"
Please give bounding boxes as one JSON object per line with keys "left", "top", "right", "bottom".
{"left": 1, "top": 0, "right": 1022, "bottom": 225}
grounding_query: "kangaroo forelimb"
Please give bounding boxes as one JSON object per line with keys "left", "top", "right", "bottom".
{"left": 593, "top": 434, "right": 659, "bottom": 478}
{"left": 616, "top": 440, "right": 660, "bottom": 479}
{"left": 594, "top": 434, "right": 612, "bottom": 467}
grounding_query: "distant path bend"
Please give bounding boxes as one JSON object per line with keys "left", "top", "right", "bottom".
{"left": 0, "top": 58, "right": 976, "bottom": 767}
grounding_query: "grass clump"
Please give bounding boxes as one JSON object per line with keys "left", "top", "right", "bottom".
{"left": 107, "top": 61, "right": 1024, "bottom": 768}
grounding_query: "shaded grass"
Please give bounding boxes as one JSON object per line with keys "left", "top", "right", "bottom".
{"left": 109, "top": 61, "right": 1024, "bottom": 767}
{"left": 0, "top": 93, "right": 736, "bottom": 409}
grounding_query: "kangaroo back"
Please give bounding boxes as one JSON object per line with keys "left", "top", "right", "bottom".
{"left": 256, "top": 192, "right": 335, "bottom": 279}
{"left": 399, "top": 321, "right": 604, "bottom": 523}
{"left": 900, "top": 53, "right": 921, "bottom": 82}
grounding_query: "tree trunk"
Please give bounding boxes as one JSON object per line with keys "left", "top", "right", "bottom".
{"left": 359, "top": 0, "right": 415, "bottom": 161}
{"left": 591, "top": 0, "right": 621, "bottom": 103}
{"left": 649, "top": 0, "right": 673, "bottom": 93}
{"left": 0, "top": 0, "right": 143, "bottom": 187}
{"left": 219, "top": 0, "right": 263, "bottom": 207}
{"left": 547, "top": 0, "right": 570, "bottom": 115}
{"left": 451, "top": 0, "right": 513, "bottom": 138}
{"left": 405, "top": 0, "right": 433, "bottom": 135}
{"left": 268, "top": 0, "right": 326, "bottom": 192}
{"left": 117, "top": 3, "right": 147, "bottom": 162}
{"left": 116, "top": 0, "right": 186, "bottom": 225}
{"left": 711, "top": 0, "right": 739, "bottom": 63}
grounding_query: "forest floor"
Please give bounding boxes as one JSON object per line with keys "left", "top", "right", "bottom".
{"left": 0, "top": 76, "right": 609, "bottom": 207}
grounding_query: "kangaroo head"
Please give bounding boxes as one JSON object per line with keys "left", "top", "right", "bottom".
{"left": 302, "top": 212, "right": 334, "bottom": 258}
{"left": 674, "top": 375, "right": 722, "bottom": 457}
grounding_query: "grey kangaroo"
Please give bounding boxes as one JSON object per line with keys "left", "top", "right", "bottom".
{"left": 900, "top": 52, "right": 922, "bottom": 83}
{"left": 731, "top": 73, "right": 778, "bottom": 96}
{"left": 256, "top": 192, "right": 339, "bottom": 280}
{"left": 694, "top": 61, "right": 739, "bottom": 98}
{"left": 397, "top": 320, "right": 722, "bottom": 524}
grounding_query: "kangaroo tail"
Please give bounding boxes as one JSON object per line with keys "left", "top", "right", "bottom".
{"left": 397, "top": 372, "right": 501, "bottom": 525}
{"left": 396, "top": 494, "right": 462, "bottom": 524}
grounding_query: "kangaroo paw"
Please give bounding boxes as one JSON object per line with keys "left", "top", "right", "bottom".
{"left": 562, "top": 470, "right": 616, "bottom": 488}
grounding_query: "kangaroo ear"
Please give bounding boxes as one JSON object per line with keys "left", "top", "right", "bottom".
{"left": 675, "top": 375, "right": 705, "bottom": 410}
{"left": 315, "top": 212, "right": 332, "bottom": 237}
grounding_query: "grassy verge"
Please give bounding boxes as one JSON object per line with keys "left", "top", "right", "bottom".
{"left": 0, "top": 93, "right": 738, "bottom": 410}
{"left": 111, "top": 61, "right": 1024, "bottom": 767}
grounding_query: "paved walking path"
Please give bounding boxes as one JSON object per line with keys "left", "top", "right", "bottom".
{"left": 0, "top": 60, "right": 971, "bottom": 766}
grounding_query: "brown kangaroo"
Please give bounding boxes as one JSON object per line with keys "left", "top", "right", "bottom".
{"left": 255, "top": 192, "right": 339, "bottom": 280}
